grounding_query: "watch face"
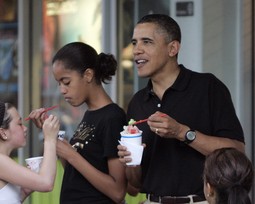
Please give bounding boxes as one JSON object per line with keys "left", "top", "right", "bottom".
{"left": 187, "top": 131, "right": 196, "bottom": 140}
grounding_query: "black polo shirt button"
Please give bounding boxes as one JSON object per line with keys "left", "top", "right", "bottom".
{"left": 157, "top": 103, "right": 161, "bottom": 108}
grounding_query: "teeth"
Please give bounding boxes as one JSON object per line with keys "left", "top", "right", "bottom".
{"left": 136, "top": 59, "right": 146, "bottom": 64}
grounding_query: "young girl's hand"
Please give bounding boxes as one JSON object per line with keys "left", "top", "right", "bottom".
{"left": 27, "top": 108, "right": 48, "bottom": 128}
{"left": 42, "top": 115, "right": 60, "bottom": 141}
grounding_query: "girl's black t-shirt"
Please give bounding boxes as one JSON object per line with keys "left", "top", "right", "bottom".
{"left": 60, "top": 103, "right": 126, "bottom": 204}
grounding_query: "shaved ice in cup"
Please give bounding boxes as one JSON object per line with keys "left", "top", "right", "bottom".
{"left": 25, "top": 156, "right": 43, "bottom": 173}
{"left": 120, "top": 119, "right": 143, "bottom": 166}
{"left": 120, "top": 124, "right": 142, "bottom": 145}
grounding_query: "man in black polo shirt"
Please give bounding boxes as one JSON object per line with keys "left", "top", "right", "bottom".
{"left": 118, "top": 14, "right": 244, "bottom": 204}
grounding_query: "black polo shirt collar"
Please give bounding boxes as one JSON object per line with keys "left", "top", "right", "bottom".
{"left": 144, "top": 64, "right": 192, "bottom": 101}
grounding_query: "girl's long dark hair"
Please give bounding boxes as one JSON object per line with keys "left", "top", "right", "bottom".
{"left": 204, "top": 148, "right": 254, "bottom": 204}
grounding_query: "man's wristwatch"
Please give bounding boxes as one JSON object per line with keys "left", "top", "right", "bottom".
{"left": 184, "top": 130, "right": 196, "bottom": 144}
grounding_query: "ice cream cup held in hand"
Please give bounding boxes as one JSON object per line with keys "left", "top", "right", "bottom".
{"left": 119, "top": 140, "right": 144, "bottom": 166}
{"left": 120, "top": 131, "right": 142, "bottom": 145}
{"left": 25, "top": 156, "right": 43, "bottom": 173}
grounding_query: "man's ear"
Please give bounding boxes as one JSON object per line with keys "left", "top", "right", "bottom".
{"left": 83, "top": 68, "right": 94, "bottom": 83}
{"left": 168, "top": 40, "right": 181, "bottom": 57}
{"left": 0, "top": 128, "right": 7, "bottom": 140}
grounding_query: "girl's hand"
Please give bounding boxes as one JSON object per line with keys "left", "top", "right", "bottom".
{"left": 42, "top": 115, "right": 60, "bottom": 141}
{"left": 57, "top": 139, "right": 77, "bottom": 161}
{"left": 27, "top": 108, "right": 48, "bottom": 128}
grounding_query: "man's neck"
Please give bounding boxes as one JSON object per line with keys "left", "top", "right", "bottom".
{"left": 151, "top": 64, "right": 180, "bottom": 100}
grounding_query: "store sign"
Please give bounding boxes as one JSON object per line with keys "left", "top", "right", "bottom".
{"left": 176, "top": 1, "right": 194, "bottom": 17}
{"left": 47, "top": 0, "right": 78, "bottom": 16}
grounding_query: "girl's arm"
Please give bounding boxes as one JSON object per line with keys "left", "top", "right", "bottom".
{"left": 0, "top": 115, "right": 59, "bottom": 192}
{"left": 20, "top": 188, "right": 33, "bottom": 202}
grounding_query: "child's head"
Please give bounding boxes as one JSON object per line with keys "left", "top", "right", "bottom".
{"left": 204, "top": 147, "right": 253, "bottom": 204}
{"left": 0, "top": 101, "right": 27, "bottom": 149}
{"left": 51, "top": 42, "right": 118, "bottom": 107}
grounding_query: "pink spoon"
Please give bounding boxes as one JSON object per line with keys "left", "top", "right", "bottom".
{"left": 131, "top": 113, "right": 167, "bottom": 125}
{"left": 25, "top": 105, "right": 59, "bottom": 121}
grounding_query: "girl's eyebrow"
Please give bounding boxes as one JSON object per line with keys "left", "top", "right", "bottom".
{"left": 59, "top": 76, "right": 70, "bottom": 81}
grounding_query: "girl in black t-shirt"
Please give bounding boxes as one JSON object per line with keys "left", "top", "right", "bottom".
{"left": 29, "top": 42, "right": 127, "bottom": 204}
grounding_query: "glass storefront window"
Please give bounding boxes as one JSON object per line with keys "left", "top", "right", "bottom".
{"left": 42, "top": 0, "right": 102, "bottom": 140}
{"left": 117, "top": 0, "right": 170, "bottom": 111}
{"left": 0, "top": 0, "right": 18, "bottom": 107}
{"left": 117, "top": 0, "right": 135, "bottom": 111}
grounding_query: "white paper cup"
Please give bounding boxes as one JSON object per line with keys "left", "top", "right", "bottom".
{"left": 119, "top": 140, "right": 143, "bottom": 166}
{"left": 25, "top": 156, "right": 43, "bottom": 173}
{"left": 58, "top": 130, "right": 65, "bottom": 141}
{"left": 120, "top": 131, "right": 142, "bottom": 145}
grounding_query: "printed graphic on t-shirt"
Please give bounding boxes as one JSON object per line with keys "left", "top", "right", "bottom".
{"left": 72, "top": 122, "right": 95, "bottom": 147}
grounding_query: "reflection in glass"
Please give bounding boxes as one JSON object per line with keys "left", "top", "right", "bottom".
{"left": 42, "top": 0, "right": 102, "bottom": 139}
